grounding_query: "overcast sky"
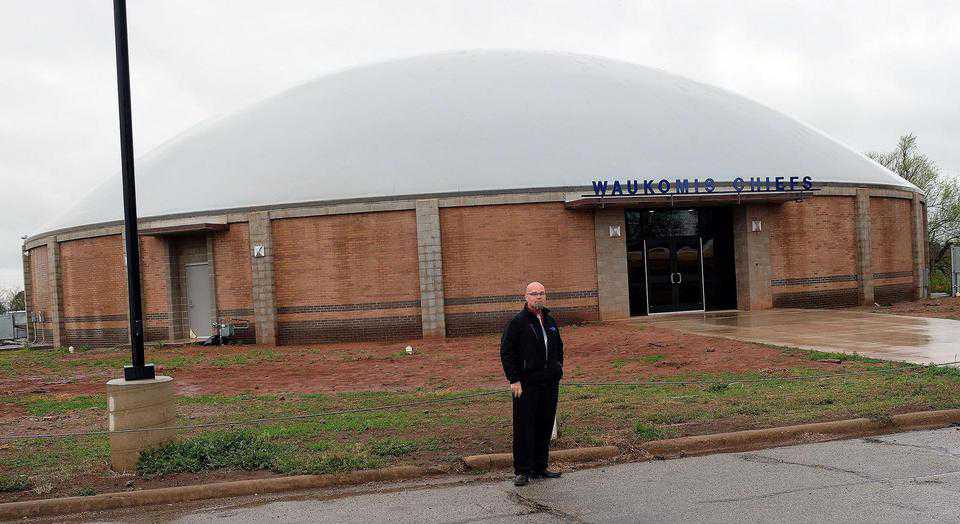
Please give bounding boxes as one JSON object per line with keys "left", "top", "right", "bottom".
{"left": 1, "top": 0, "right": 958, "bottom": 291}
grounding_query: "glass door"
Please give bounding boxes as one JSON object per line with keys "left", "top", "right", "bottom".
{"left": 644, "top": 236, "right": 705, "bottom": 314}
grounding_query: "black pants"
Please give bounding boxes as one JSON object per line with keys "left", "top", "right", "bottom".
{"left": 512, "top": 380, "right": 559, "bottom": 475}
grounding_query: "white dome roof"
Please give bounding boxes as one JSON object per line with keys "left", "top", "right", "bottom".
{"left": 48, "top": 50, "right": 914, "bottom": 232}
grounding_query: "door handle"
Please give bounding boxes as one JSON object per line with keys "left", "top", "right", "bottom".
{"left": 676, "top": 272, "right": 682, "bottom": 284}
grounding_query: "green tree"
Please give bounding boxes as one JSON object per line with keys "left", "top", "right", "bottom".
{"left": 867, "top": 134, "right": 960, "bottom": 289}
{"left": 0, "top": 288, "right": 25, "bottom": 314}
{"left": 10, "top": 290, "right": 25, "bottom": 311}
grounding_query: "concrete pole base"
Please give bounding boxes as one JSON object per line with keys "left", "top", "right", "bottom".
{"left": 106, "top": 375, "right": 176, "bottom": 472}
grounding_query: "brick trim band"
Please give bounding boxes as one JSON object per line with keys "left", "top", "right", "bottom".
{"left": 770, "top": 275, "right": 860, "bottom": 287}
{"left": 63, "top": 327, "right": 170, "bottom": 346}
{"left": 277, "top": 315, "right": 422, "bottom": 344}
{"left": 873, "top": 271, "right": 914, "bottom": 279}
{"left": 277, "top": 300, "right": 421, "bottom": 315}
{"left": 218, "top": 308, "right": 254, "bottom": 317}
{"left": 772, "top": 288, "right": 862, "bottom": 309}
{"left": 875, "top": 283, "right": 916, "bottom": 305}
{"left": 445, "top": 290, "right": 599, "bottom": 306}
{"left": 61, "top": 314, "right": 128, "bottom": 323}
{"left": 61, "top": 313, "right": 173, "bottom": 323}
{"left": 445, "top": 305, "right": 599, "bottom": 337}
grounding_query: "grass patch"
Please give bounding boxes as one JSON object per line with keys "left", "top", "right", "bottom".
{"left": 0, "top": 474, "right": 29, "bottom": 493}
{"left": 611, "top": 354, "right": 665, "bottom": 370}
{"left": 796, "top": 349, "right": 885, "bottom": 364}
{"left": 633, "top": 423, "right": 664, "bottom": 440}
{"left": 0, "top": 347, "right": 66, "bottom": 377}
{"left": 70, "top": 486, "right": 97, "bottom": 497}
{"left": 272, "top": 450, "right": 383, "bottom": 475}
{"left": 138, "top": 430, "right": 387, "bottom": 478}
{"left": 137, "top": 430, "right": 281, "bottom": 477}
{"left": 369, "top": 437, "right": 420, "bottom": 457}
{"left": 19, "top": 395, "right": 106, "bottom": 416}
{"left": 0, "top": 436, "right": 108, "bottom": 474}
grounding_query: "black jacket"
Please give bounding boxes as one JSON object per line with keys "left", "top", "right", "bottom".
{"left": 500, "top": 306, "right": 564, "bottom": 384}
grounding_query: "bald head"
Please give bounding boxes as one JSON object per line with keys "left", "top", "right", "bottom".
{"left": 524, "top": 282, "right": 546, "bottom": 311}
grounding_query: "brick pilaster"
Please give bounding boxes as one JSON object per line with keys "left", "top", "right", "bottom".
{"left": 733, "top": 205, "right": 773, "bottom": 310}
{"left": 249, "top": 212, "right": 277, "bottom": 345}
{"left": 594, "top": 207, "right": 629, "bottom": 319}
{"left": 856, "top": 189, "right": 874, "bottom": 305}
{"left": 46, "top": 238, "right": 64, "bottom": 347}
{"left": 21, "top": 246, "right": 32, "bottom": 341}
{"left": 416, "top": 199, "right": 446, "bottom": 338}
{"left": 912, "top": 192, "right": 927, "bottom": 300}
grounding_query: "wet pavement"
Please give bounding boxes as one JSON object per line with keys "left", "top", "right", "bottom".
{"left": 637, "top": 308, "right": 960, "bottom": 365}
{"left": 78, "top": 428, "right": 960, "bottom": 523}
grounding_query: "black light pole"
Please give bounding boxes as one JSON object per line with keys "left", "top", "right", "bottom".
{"left": 113, "top": 0, "right": 154, "bottom": 381}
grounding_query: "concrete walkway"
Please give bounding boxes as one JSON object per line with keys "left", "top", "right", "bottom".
{"left": 87, "top": 428, "right": 960, "bottom": 523}
{"left": 637, "top": 309, "right": 960, "bottom": 365}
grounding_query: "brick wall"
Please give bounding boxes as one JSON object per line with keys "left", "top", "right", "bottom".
{"left": 24, "top": 190, "right": 920, "bottom": 347}
{"left": 140, "top": 236, "right": 171, "bottom": 342}
{"left": 272, "top": 211, "right": 421, "bottom": 344}
{"left": 440, "top": 203, "right": 598, "bottom": 336}
{"left": 870, "top": 196, "right": 916, "bottom": 304}
{"left": 213, "top": 224, "right": 255, "bottom": 343}
{"left": 769, "top": 196, "right": 861, "bottom": 308}
{"left": 59, "top": 235, "right": 129, "bottom": 347}
{"left": 28, "top": 245, "right": 52, "bottom": 342}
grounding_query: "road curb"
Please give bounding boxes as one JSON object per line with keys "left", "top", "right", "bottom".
{"left": 461, "top": 409, "right": 960, "bottom": 471}
{"left": 640, "top": 408, "right": 960, "bottom": 458}
{"left": 463, "top": 445, "right": 620, "bottom": 470}
{"left": 0, "top": 465, "right": 447, "bottom": 522}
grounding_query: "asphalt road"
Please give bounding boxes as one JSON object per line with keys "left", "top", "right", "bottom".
{"left": 83, "top": 428, "right": 960, "bottom": 523}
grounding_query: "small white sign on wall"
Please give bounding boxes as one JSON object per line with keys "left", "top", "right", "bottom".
{"left": 252, "top": 244, "right": 265, "bottom": 258}
{"left": 751, "top": 220, "right": 762, "bottom": 232}
{"left": 609, "top": 225, "right": 621, "bottom": 238}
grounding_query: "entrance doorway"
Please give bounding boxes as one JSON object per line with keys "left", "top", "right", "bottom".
{"left": 644, "top": 236, "right": 704, "bottom": 313}
{"left": 185, "top": 263, "right": 213, "bottom": 338}
{"left": 626, "top": 208, "right": 737, "bottom": 315}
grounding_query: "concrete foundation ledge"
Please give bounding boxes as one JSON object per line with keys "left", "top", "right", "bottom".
{"left": 462, "top": 446, "right": 621, "bottom": 470}
{"left": 0, "top": 465, "right": 448, "bottom": 521}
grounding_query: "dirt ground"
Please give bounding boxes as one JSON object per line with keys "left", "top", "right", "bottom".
{"left": 871, "top": 295, "right": 960, "bottom": 320}
{"left": 0, "top": 318, "right": 942, "bottom": 503}
{"left": 0, "top": 322, "right": 839, "bottom": 402}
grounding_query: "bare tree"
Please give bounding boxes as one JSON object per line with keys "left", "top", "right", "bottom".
{"left": 0, "top": 288, "right": 10, "bottom": 315}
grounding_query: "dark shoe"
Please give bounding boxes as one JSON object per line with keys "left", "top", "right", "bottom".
{"left": 537, "top": 469, "right": 562, "bottom": 479}
{"left": 513, "top": 474, "right": 529, "bottom": 486}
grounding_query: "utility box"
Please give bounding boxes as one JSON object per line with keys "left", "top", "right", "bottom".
{"left": 0, "top": 312, "right": 14, "bottom": 340}
{"left": 12, "top": 311, "right": 26, "bottom": 339}
{"left": 0, "top": 311, "right": 27, "bottom": 341}
{"left": 952, "top": 245, "right": 960, "bottom": 297}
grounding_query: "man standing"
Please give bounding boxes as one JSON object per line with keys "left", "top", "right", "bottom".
{"left": 500, "top": 281, "right": 563, "bottom": 486}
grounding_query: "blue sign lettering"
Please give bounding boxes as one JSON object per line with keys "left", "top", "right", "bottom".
{"left": 589, "top": 176, "right": 815, "bottom": 197}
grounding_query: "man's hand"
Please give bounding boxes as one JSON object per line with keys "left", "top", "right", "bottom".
{"left": 510, "top": 382, "right": 522, "bottom": 398}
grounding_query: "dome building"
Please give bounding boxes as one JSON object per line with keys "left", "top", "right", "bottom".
{"left": 22, "top": 50, "right": 926, "bottom": 348}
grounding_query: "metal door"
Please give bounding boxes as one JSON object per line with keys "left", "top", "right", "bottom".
{"left": 186, "top": 263, "right": 213, "bottom": 338}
